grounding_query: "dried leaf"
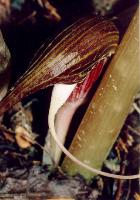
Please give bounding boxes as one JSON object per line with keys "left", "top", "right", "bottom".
{"left": 15, "top": 126, "right": 35, "bottom": 148}
{"left": 134, "top": 193, "right": 140, "bottom": 200}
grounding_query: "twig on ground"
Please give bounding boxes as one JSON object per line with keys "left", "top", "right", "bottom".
{"left": 37, "top": 0, "right": 61, "bottom": 21}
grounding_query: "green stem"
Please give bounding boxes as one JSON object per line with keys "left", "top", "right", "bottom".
{"left": 62, "top": 8, "right": 139, "bottom": 180}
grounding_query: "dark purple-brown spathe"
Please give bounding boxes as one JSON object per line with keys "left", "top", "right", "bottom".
{"left": 0, "top": 15, "right": 119, "bottom": 116}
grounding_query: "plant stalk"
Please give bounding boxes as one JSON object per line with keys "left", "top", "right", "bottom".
{"left": 62, "top": 8, "right": 139, "bottom": 180}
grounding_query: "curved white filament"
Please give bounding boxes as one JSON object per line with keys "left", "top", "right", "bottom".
{"left": 48, "top": 107, "right": 140, "bottom": 180}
